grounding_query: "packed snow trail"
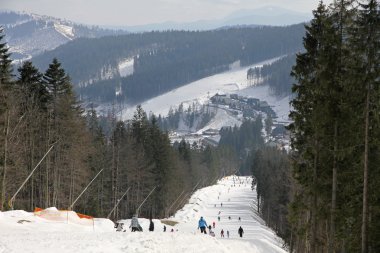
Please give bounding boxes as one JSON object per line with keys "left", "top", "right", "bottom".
{"left": 0, "top": 176, "right": 287, "bottom": 253}
{"left": 172, "top": 176, "right": 287, "bottom": 253}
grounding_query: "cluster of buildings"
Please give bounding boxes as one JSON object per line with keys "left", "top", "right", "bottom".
{"left": 210, "top": 93, "right": 276, "bottom": 118}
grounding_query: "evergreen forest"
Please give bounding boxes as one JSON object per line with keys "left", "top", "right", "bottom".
{"left": 249, "top": 1, "right": 380, "bottom": 252}
{"left": 32, "top": 25, "right": 305, "bottom": 104}
{"left": 0, "top": 31, "right": 242, "bottom": 220}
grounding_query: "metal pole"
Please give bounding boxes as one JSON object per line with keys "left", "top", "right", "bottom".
{"left": 68, "top": 169, "right": 104, "bottom": 210}
{"left": 192, "top": 179, "right": 202, "bottom": 192}
{"left": 165, "top": 190, "right": 185, "bottom": 217}
{"left": 8, "top": 143, "right": 56, "bottom": 209}
{"left": 136, "top": 186, "right": 157, "bottom": 215}
{"left": 107, "top": 187, "right": 131, "bottom": 219}
{"left": 173, "top": 179, "right": 202, "bottom": 212}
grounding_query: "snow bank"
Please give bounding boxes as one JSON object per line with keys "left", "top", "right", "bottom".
{"left": 36, "top": 208, "right": 93, "bottom": 226}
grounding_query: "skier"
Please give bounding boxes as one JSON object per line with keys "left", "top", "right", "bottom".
{"left": 212, "top": 221, "right": 215, "bottom": 228}
{"left": 238, "top": 217, "right": 241, "bottom": 222}
{"left": 208, "top": 225, "right": 215, "bottom": 237}
{"left": 221, "top": 229, "right": 224, "bottom": 238}
{"left": 115, "top": 222, "right": 125, "bottom": 232}
{"left": 221, "top": 203, "right": 223, "bottom": 207}
{"left": 149, "top": 218, "right": 154, "bottom": 232}
{"left": 228, "top": 216, "right": 231, "bottom": 220}
{"left": 218, "top": 216, "right": 220, "bottom": 221}
{"left": 238, "top": 226, "right": 244, "bottom": 238}
{"left": 163, "top": 225, "right": 167, "bottom": 232}
{"left": 130, "top": 214, "right": 141, "bottom": 232}
{"left": 198, "top": 216, "right": 208, "bottom": 234}
{"left": 227, "top": 230, "right": 230, "bottom": 238}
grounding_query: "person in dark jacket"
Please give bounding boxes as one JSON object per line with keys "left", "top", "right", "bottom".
{"left": 163, "top": 225, "right": 166, "bottom": 232}
{"left": 149, "top": 218, "right": 154, "bottom": 231}
{"left": 198, "top": 216, "right": 208, "bottom": 234}
{"left": 238, "top": 226, "right": 244, "bottom": 238}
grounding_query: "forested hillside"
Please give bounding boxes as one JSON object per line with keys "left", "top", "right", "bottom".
{"left": 32, "top": 25, "right": 305, "bottom": 104}
{"left": 247, "top": 54, "right": 296, "bottom": 96}
{"left": 248, "top": 1, "right": 380, "bottom": 252}
{"left": 0, "top": 30, "right": 240, "bottom": 219}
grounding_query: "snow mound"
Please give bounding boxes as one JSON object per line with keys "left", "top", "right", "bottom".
{"left": 36, "top": 208, "right": 92, "bottom": 226}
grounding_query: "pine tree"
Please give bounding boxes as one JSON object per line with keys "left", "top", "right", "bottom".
{"left": 0, "top": 27, "right": 13, "bottom": 210}
{"left": 349, "top": 1, "right": 380, "bottom": 251}
{"left": 17, "top": 61, "right": 49, "bottom": 111}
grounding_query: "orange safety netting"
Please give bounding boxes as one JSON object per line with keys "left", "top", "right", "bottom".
{"left": 34, "top": 207, "right": 93, "bottom": 220}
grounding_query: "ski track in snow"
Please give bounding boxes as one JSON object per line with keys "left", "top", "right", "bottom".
{"left": 0, "top": 176, "right": 287, "bottom": 253}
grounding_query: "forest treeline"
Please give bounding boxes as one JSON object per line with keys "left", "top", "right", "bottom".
{"left": 247, "top": 54, "right": 296, "bottom": 97}
{"left": 156, "top": 103, "right": 215, "bottom": 132}
{"left": 250, "top": 1, "right": 380, "bottom": 252}
{"left": 32, "top": 25, "right": 305, "bottom": 104}
{"left": 0, "top": 29, "right": 240, "bottom": 219}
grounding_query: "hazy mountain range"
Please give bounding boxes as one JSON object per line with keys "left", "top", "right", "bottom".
{"left": 106, "top": 6, "right": 311, "bottom": 32}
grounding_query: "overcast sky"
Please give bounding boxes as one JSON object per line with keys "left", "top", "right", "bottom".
{"left": 2, "top": 0, "right": 334, "bottom": 26}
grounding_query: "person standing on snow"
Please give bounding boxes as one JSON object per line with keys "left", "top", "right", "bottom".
{"left": 238, "top": 226, "right": 244, "bottom": 238}
{"left": 163, "top": 225, "right": 167, "bottom": 232}
{"left": 149, "top": 218, "right": 154, "bottom": 232}
{"left": 221, "top": 229, "right": 225, "bottom": 238}
{"left": 130, "top": 214, "right": 141, "bottom": 232}
{"left": 198, "top": 216, "right": 208, "bottom": 234}
{"left": 212, "top": 221, "right": 215, "bottom": 228}
{"left": 227, "top": 230, "right": 230, "bottom": 238}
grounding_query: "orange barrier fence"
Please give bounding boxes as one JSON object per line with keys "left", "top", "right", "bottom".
{"left": 34, "top": 207, "right": 93, "bottom": 220}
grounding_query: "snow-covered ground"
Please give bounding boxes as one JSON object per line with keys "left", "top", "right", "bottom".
{"left": 0, "top": 176, "right": 287, "bottom": 253}
{"left": 119, "top": 57, "right": 284, "bottom": 121}
{"left": 196, "top": 105, "right": 243, "bottom": 134}
{"left": 118, "top": 58, "right": 134, "bottom": 77}
{"left": 54, "top": 23, "right": 74, "bottom": 40}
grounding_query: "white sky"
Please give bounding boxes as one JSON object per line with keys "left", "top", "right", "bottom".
{"left": 1, "top": 0, "right": 334, "bottom": 26}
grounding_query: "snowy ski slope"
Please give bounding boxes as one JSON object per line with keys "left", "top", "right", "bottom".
{"left": 0, "top": 176, "right": 287, "bottom": 253}
{"left": 120, "top": 57, "right": 288, "bottom": 121}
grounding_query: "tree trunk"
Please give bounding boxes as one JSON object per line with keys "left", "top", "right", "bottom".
{"left": 1, "top": 111, "right": 10, "bottom": 210}
{"left": 311, "top": 139, "right": 319, "bottom": 253}
{"left": 329, "top": 121, "right": 338, "bottom": 253}
{"left": 361, "top": 81, "right": 370, "bottom": 253}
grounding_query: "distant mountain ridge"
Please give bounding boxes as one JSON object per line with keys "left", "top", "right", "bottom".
{"left": 0, "top": 11, "right": 128, "bottom": 62}
{"left": 108, "top": 6, "right": 311, "bottom": 32}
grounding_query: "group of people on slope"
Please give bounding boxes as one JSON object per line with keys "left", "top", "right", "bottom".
{"left": 115, "top": 214, "right": 155, "bottom": 232}
{"left": 198, "top": 216, "right": 244, "bottom": 238}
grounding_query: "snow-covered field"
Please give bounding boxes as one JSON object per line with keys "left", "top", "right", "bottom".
{"left": 0, "top": 176, "right": 287, "bottom": 253}
{"left": 119, "top": 57, "right": 286, "bottom": 121}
